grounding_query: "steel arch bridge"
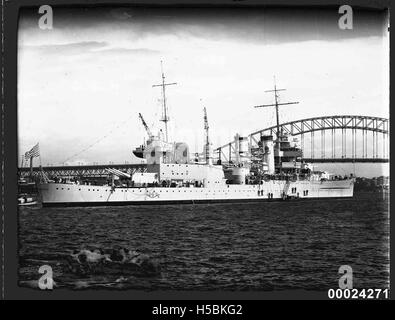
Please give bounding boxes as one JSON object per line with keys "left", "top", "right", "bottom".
{"left": 215, "top": 115, "right": 389, "bottom": 163}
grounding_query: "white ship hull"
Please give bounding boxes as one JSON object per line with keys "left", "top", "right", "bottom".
{"left": 38, "top": 179, "right": 354, "bottom": 207}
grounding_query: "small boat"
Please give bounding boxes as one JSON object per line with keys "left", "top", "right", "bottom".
{"left": 18, "top": 195, "right": 38, "bottom": 206}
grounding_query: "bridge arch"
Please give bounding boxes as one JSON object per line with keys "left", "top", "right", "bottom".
{"left": 216, "top": 115, "right": 389, "bottom": 163}
{"left": 249, "top": 115, "right": 388, "bottom": 137}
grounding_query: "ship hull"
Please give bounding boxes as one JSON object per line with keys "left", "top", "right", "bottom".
{"left": 38, "top": 179, "right": 354, "bottom": 207}
{"left": 40, "top": 197, "right": 353, "bottom": 207}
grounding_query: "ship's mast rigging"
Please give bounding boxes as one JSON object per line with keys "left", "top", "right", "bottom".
{"left": 203, "top": 107, "right": 212, "bottom": 165}
{"left": 253, "top": 77, "right": 299, "bottom": 170}
{"left": 152, "top": 61, "right": 177, "bottom": 142}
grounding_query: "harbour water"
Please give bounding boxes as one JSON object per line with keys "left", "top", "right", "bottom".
{"left": 18, "top": 192, "right": 389, "bottom": 291}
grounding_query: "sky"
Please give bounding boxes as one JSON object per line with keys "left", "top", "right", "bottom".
{"left": 18, "top": 7, "right": 389, "bottom": 177}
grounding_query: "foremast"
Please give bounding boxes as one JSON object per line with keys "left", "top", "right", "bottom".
{"left": 152, "top": 61, "right": 177, "bottom": 142}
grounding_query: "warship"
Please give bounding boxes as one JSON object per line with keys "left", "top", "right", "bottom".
{"left": 38, "top": 68, "right": 354, "bottom": 207}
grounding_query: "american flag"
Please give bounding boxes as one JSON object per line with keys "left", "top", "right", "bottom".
{"left": 24, "top": 143, "right": 40, "bottom": 159}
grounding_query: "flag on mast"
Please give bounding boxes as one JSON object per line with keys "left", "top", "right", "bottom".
{"left": 24, "top": 143, "right": 40, "bottom": 159}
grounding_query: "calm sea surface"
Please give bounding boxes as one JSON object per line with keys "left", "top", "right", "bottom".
{"left": 18, "top": 192, "right": 389, "bottom": 291}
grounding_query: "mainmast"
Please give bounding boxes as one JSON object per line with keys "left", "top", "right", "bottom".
{"left": 203, "top": 107, "right": 212, "bottom": 165}
{"left": 152, "top": 61, "right": 177, "bottom": 142}
{"left": 253, "top": 77, "right": 299, "bottom": 170}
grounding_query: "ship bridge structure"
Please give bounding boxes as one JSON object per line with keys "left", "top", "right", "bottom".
{"left": 215, "top": 115, "right": 389, "bottom": 164}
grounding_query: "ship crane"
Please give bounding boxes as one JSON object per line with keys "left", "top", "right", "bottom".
{"left": 138, "top": 113, "right": 154, "bottom": 139}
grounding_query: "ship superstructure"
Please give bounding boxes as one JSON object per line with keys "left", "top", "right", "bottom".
{"left": 38, "top": 69, "right": 354, "bottom": 207}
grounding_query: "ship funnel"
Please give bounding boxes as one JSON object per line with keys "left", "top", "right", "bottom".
{"left": 234, "top": 133, "right": 249, "bottom": 164}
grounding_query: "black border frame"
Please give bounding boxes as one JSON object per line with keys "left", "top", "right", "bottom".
{"left": 1, "top": 0, "right": 392, "bottom": 300}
